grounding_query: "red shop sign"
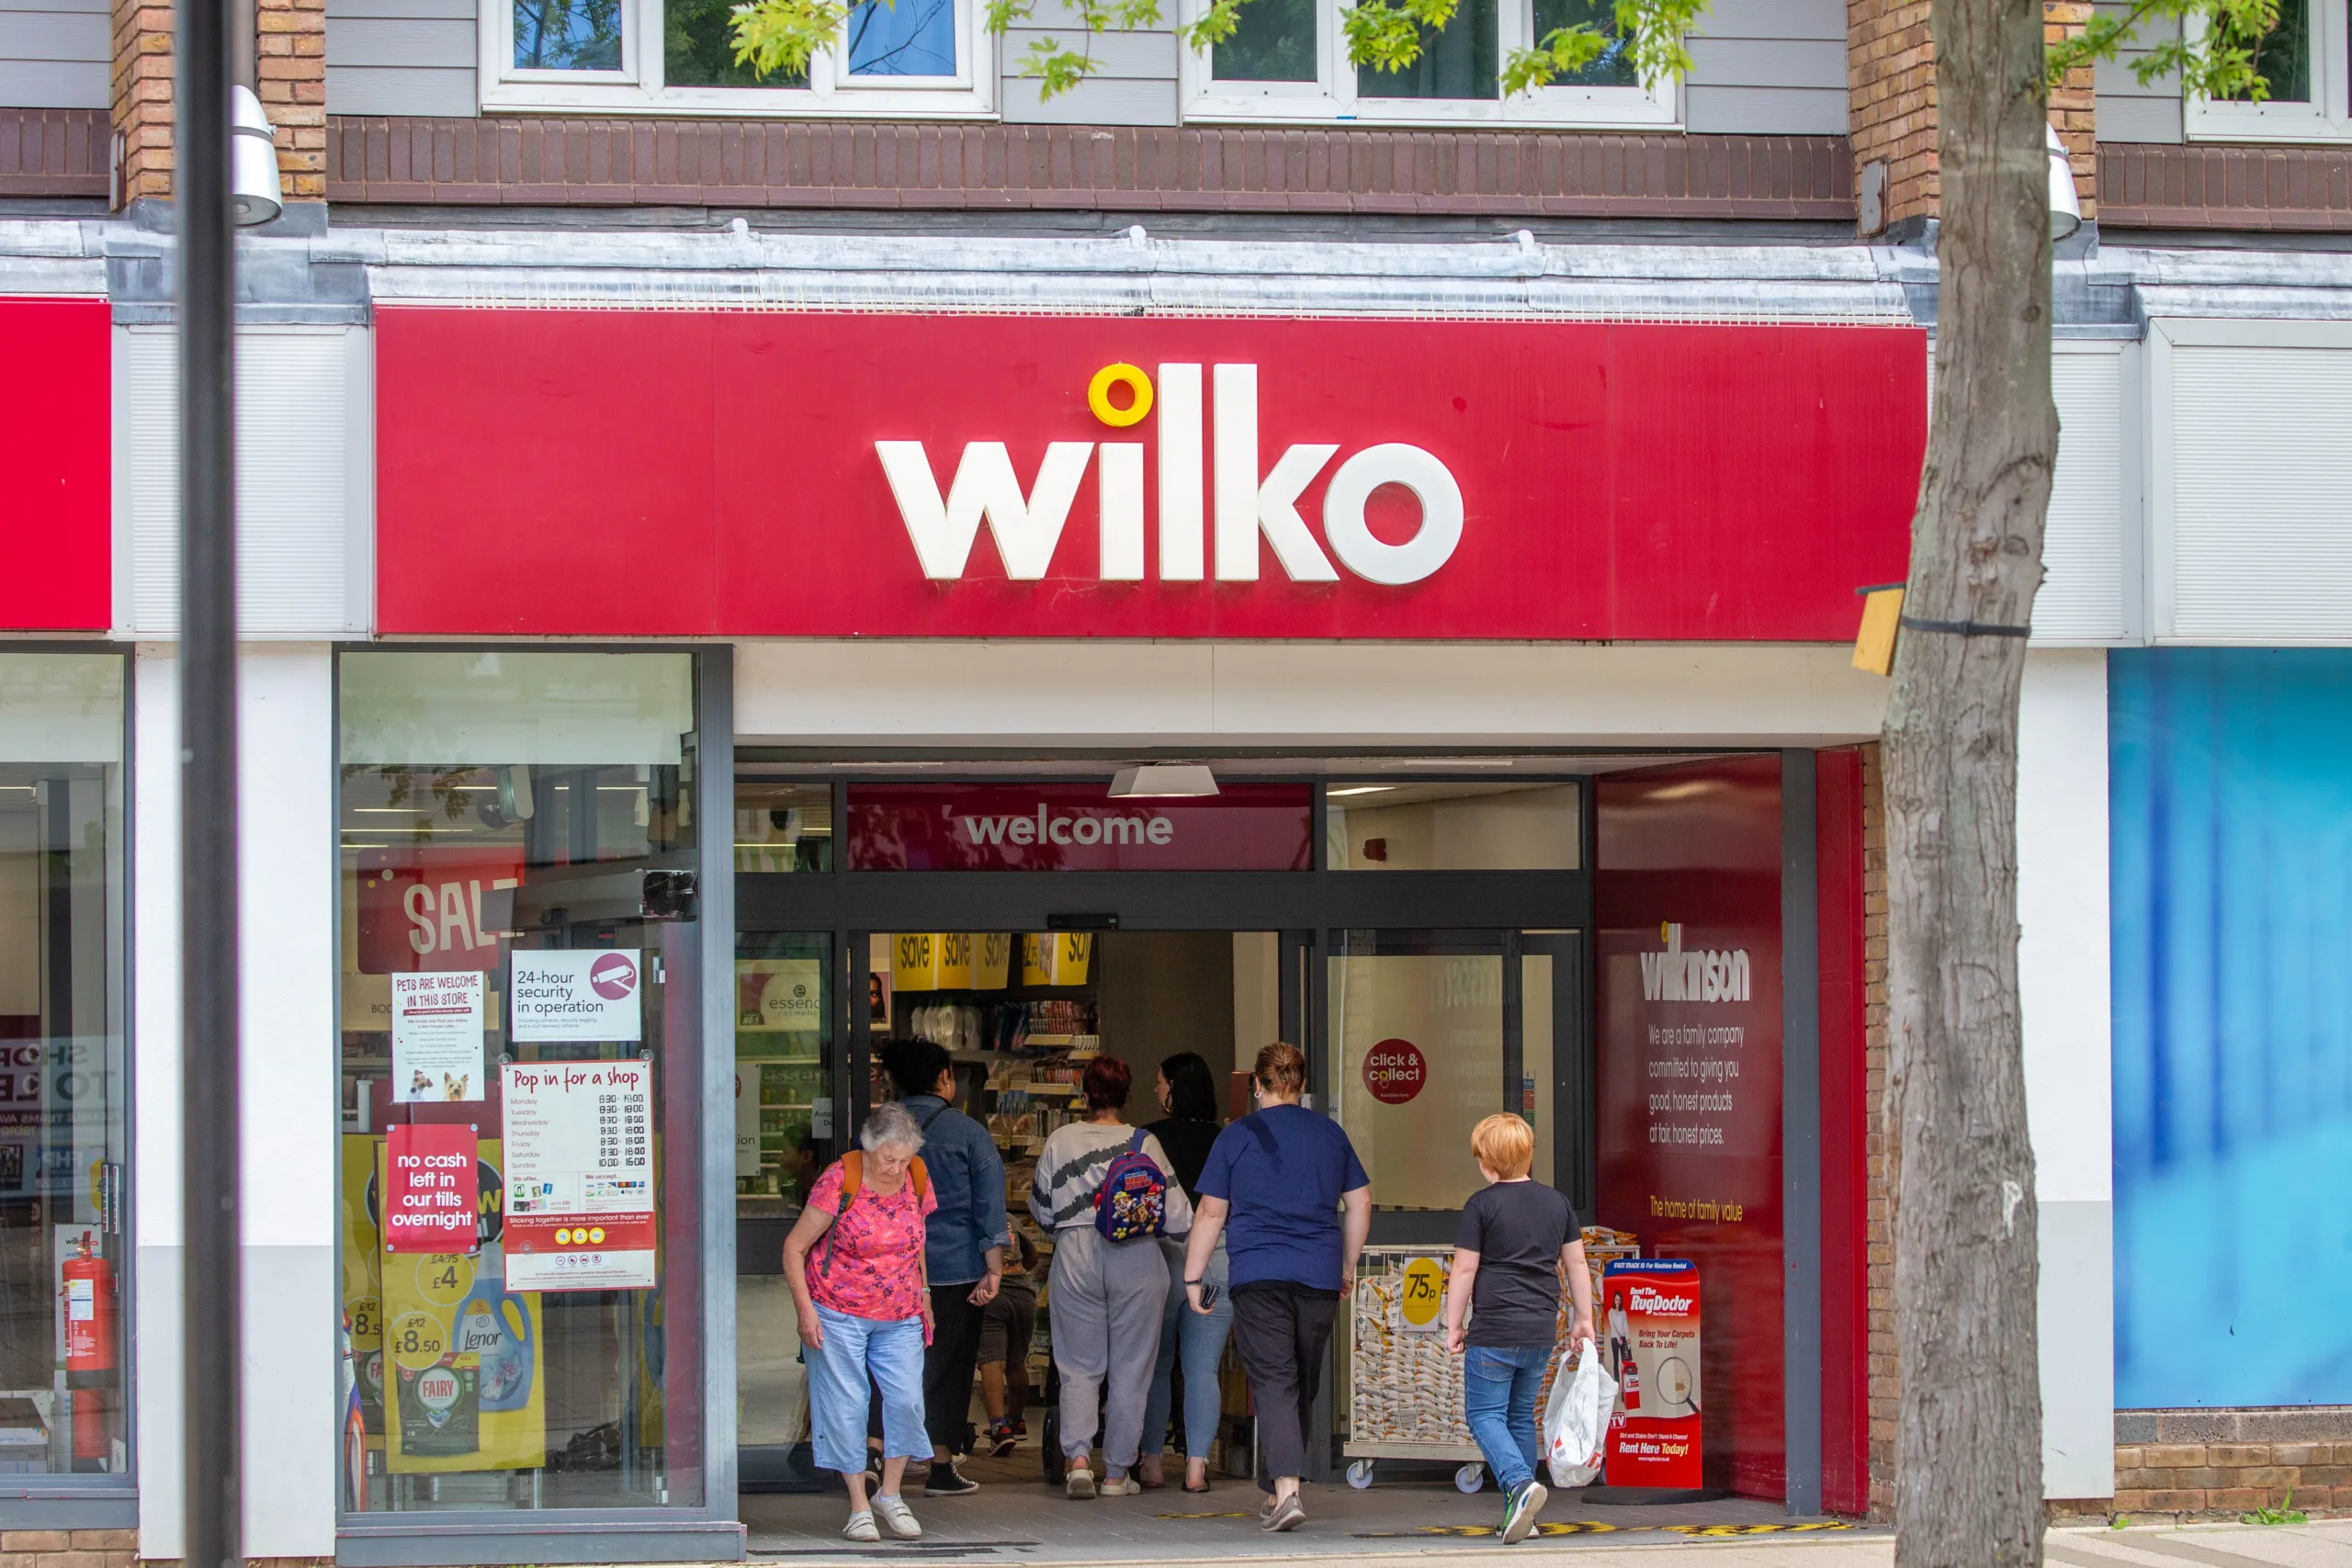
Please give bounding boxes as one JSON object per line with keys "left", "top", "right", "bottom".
{"left": 0, "top": 299, "right": 109, "bottom": 631}
{"left": 847, "top": 784, "right": 1311, "bottom": 871}
{"left": 1362, "top": 1038, "right": 1427, "bottom": 1105}
{"left": 356, "top": 850, "right": 525, "bottom": 975}
{"left": 375, "top": 310, "right": 1922, "bottom": 641}
{"left": 384, "top": 1122, "right": 481, "bottom": 1255}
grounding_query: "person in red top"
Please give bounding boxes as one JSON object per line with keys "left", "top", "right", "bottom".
{"left": 784, "top": 1103, "right": 938, "bottom": 1544}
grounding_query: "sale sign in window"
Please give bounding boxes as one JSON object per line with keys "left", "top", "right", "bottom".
{"left": 384, "top": 1123, "right": 481, "bottom": 1254}
{"left": 501, "top": 1061, "right": 656, "bottom": 1291}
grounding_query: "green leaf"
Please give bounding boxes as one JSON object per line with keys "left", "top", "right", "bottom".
{"left": 729, "top": 0, "right": 853, "bottom": 77}
{"left": 2043, "top": 0, "right": 2279, "bottom": 100}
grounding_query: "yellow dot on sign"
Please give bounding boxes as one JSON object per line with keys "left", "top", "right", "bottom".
{"left": 589, "top": 1227, "right": 605, "bottom": 1245}
{"left": 1088, "top": 363, "right": 1154, "bottom": 428}
{"left": 556, "top": 1228, "right": 572, "bottom": 1246}
{"left": 386, "top": 1309, "right": 448, "bottom": 1374}
{"left": 416, "top": 1253, "right": 477, "bottom": 1306}
{"left": 1399, "top": 1257, "right": 1446, "bottom": 1328}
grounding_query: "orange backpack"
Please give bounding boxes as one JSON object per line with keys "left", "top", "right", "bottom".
{"left": 811, "top": 1152, "right": 929, "bottom": 1280}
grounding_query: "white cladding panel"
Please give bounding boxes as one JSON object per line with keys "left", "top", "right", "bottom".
{"left": 2033, "top": 345, "right": 2128, "bottom": 642}
{"left": 114, "top": 324, "right": 374, "bottom": 639}
{"left": 2158, "top": 321, "right": 2352, "bottom": 643}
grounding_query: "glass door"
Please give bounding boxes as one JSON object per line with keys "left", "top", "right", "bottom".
{"left": 1326, "top": 930, "right": 1586, "bottom": 1241}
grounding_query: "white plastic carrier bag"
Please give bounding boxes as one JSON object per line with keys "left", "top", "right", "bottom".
{"left": 1542, "top": 1337, "right": 1616, "bottom": 1488}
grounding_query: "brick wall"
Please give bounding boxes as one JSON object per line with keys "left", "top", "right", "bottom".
{"left": 1860, "top": 741, "right": 1894, "bottom": 1521}
{"left": 258, "top": 0, "right": 326, "bottom": 201}
{"left": 103, "top": 0, "right": 324, "bottom": 208}
{"left": 0, "top": 1529, "right": 138, "bottom": 1568}
{"left": 1848, "top": 0, "right": 2098, "bottom": 229}
{"left": 2112, "top": 1407, "right": 2352, "bottom": 1517}
{"left": 1846, "top": 0, "right": 1937, "bottom": 230}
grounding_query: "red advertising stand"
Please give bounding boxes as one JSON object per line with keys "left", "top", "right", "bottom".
{"left": 1603, "top": 1258, "right": 1703, "bottom": 1488}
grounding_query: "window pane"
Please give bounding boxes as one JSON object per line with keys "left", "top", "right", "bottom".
{"left": 2222, "top": 0, "right": 2309, "bottom": 100}
{"left": 1327, "top": 782, "right": 1580, "bottom": 871}
{"left": 1358, "top": 0, "right": 1496, "bottom": 97}
{"left": 667, "top": 0, "right": 808, "bottom": 85}
{"left": 846, "top": 0, "right": 957, "bottom": 76}
{"left": 735, "top": 783, "right": 832, "bottom": 874}
{"left": 1329, "top": 936, "right": 1502, "bottom": 1212}
{"left": 1531, "top": 0, "right": 1638, "bottom": 86}
{"left": 0, "top": 656, "right": 127, "bottom": 1478}
{"left": 1213, "top": 0, "right": 1316, "bottom": 80}
{"left": 338, "top": 652, "right": 701, "bottom": 1514}
{"left": 513, "top": 0, "right": 622, "bottom": 67}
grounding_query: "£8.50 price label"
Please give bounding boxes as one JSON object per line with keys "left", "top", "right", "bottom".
{"left": 1399, "top": 1257, "right": 1448, "bottom": 1331}
{"left": 387, "top": 1308, "right": 449, "bottom": 1372}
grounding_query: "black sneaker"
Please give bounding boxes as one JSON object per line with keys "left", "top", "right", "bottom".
{"left": 986, "top": 1422, "right": 1019, "bottom": 1458}
{"left": 923, "top": 1458, "right": 980, "bottom": 1496}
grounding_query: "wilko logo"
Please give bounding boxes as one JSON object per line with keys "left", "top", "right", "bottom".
{"left": 1639, "top": 922, "right": 1753, "bottom": 1005}
{"left": 877, "top": 363, "right": 1464, "bottom": 587}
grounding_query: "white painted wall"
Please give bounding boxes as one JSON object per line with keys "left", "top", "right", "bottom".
{"left": 734, "top": 641, "right": 1892, "bottom": 749}
{"left": 130, "top": 646, "right": 340, "bottom": 1559}
{"left": 132, "top": 647, "right": 184, "bottom": 1560}
{"left": 2016, "top": 649, "right": 2116, "bottom": 1501}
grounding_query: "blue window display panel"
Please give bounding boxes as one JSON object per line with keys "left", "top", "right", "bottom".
{"left": 2111, "top": 648, "right": 2352, "bottom": 1408}
{"left": 846, "top": 0, "right": 956, "bottom": 75}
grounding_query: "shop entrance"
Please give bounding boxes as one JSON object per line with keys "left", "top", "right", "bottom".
{"left": 728, "top": 772, "right": 1600, "bottom": 1506}
{"left": 724, "top": 760, "right": 1826, "bottom": 1545}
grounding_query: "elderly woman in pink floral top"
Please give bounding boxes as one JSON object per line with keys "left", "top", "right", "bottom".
{"left": 784, "top": 1102, "right": 938, "bottom": 1543}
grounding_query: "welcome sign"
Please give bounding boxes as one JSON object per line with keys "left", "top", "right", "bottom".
{"left": 846, "top": 784, "right": 1313, "bottom": 871}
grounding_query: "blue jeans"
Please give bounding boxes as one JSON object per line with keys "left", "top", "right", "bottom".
{"left": 806, "top": 1303, "right": 927, "bottom": 1478}
{"left": 1141, "top": 1240, "right": 1232, "bottom": 1461}
{"left": 1463, "top": 1342, "right": 1551, "bottom": 1495}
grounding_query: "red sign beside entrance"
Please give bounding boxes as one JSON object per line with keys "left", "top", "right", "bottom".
{"left": 846, "top": 784, "right": 1312, "bottom": 871}
{"left": 373, "top": 310, "right": 1922, "bottom": 641}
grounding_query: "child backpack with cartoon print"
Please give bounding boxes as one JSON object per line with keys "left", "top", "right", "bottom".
{"left": 1093, "top": 1132, "right": 1169, "bottom": 1242}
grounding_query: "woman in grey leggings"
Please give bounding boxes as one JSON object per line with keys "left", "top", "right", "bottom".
{"left": 1028, "top": 1055, "right": 1193, "bottom": 1499}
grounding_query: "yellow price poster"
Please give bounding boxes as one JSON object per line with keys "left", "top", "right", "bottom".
{"left": 340, "top": 1134, "right": 388, "bottom": 1436}
{"left": 374, "top": 1138, "right": 548, "bottom": 1473}
{"left": 1399, "top": 1256, "right": 1449, "bottom": 1334}
{"left": 1021, "top": 932, "right": 1092, "bottom": 987}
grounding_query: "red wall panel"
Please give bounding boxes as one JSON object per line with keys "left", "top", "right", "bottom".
{"left": 0, "top": 298, "right": 110, "bottom": 631}
{"left": 1596, "top": 755, "right": 1786, "bottom": 1500}
{"left": 1814, "top": 748, "right": 1871, "bottom": 1517}
{"left": 375, "top": 308, "right": 1924, "bottom": 640}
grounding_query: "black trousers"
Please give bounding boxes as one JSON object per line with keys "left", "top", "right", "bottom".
{"left": 1228, "top": 1281, "right": 1339, "bottom": 1487}
{"left": 867, "top": 1283, "right": 989, "bottom": 1456}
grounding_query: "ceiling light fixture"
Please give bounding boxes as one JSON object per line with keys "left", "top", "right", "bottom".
{"left": 1109, "top": 764, "right": 1219, "bottom": 798}
{"left": 1327, "top": 785, "right": 1396, "bottom": 797}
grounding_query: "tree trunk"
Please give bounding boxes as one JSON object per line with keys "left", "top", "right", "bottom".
{"left": 1883, "top": 0, "right": 2055, "bottom": 1552}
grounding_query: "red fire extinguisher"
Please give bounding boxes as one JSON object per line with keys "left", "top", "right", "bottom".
{"left": 62, "top": 1232, "right": 116, "bottom": 1463}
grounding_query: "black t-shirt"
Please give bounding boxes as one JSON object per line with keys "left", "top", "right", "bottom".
{"left": 1453, "top": 1180, "right": 1578, "bottom": 1348}
{"left": 1144, "top": 1117, "right": 1222, "bottom": 1204}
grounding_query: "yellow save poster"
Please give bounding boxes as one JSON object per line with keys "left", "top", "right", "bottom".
{"left": 340, "top": 1134, "right": 387, "bottom": 1440}
{"left": 375, "top": 1138, "right": 548, "bottom": 1473}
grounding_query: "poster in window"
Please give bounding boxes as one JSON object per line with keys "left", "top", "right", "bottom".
{"left": 501, "top": 1060, "right": 657, "bottom": 1291}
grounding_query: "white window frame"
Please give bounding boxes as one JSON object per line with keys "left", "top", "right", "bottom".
{"left": 1178, "top": 0, "right": 1677, "bottom": 128}
{"left": 480, "top": 0, "right": 997, "bottom": 116}
{"left": 2181, "top": 0, "right": 2351, "bottom": 142}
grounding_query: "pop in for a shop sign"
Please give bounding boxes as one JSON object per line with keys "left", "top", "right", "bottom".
{"left": 500, "top": 1061, "right": 656, "bottom": 1291}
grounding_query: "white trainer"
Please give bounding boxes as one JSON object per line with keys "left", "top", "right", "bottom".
{"left": 842, "top": 1511, "right": 879, "bottom": 1543}
{"left": 872, "top": 1494, "right": 922, "bottom": 1540}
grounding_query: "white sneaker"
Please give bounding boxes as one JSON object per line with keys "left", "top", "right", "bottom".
{"left": 842, "top": 1511, "right": 879, "bottom": 1543}
{"left": 1066, "top": 1462, "right": 1097, "bottom": 1499}
{"left": 1100, "top": 1475, "right": 1144, "bottom": 1496}
{"left": 872, "top": 1494, "right": 922, "bottom": 1539}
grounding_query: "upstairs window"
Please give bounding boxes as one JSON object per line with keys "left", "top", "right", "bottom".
{"left": 483, "top": 0, "right": 992, "bottom": 113}
{"left": 1181, "top": 0, "right": 1674, "bottom": 127}
{"left": 2183, "top": 0, "right": 2351, "bottom": 141}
